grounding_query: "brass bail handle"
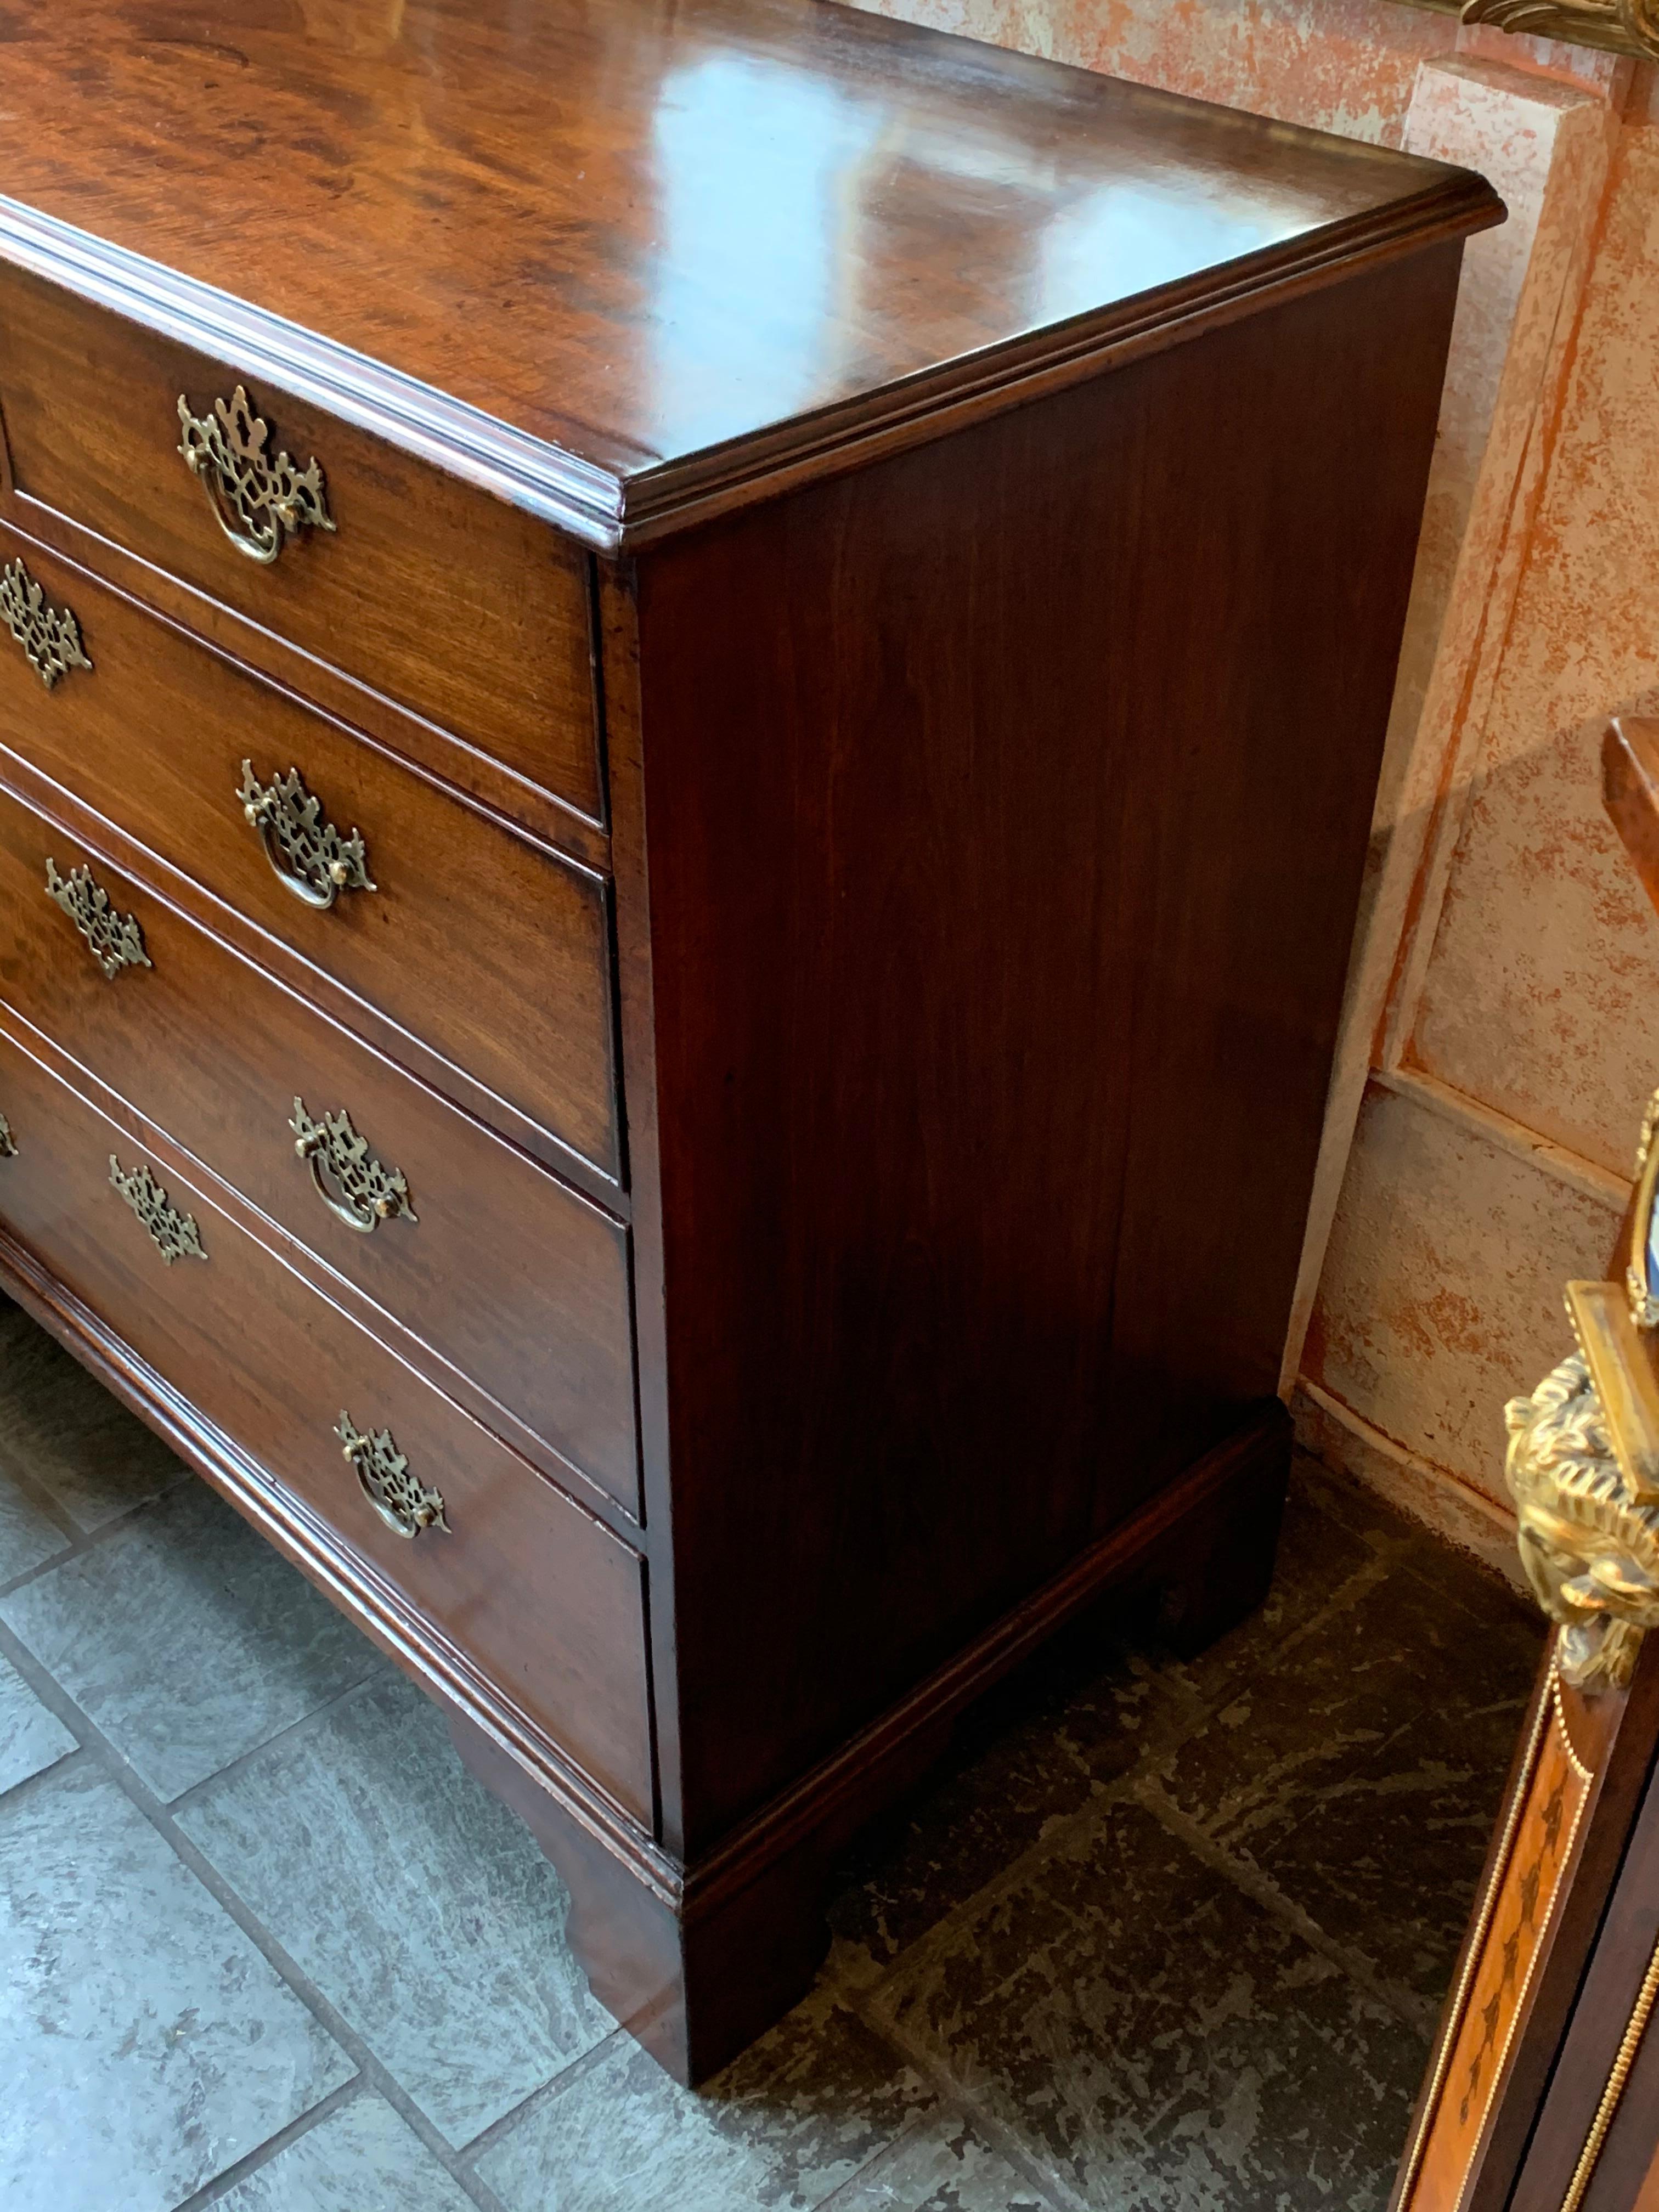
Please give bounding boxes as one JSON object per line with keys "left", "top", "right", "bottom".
{"left": 301, "top": 1136, "right": 382, "bottom": 1233}
{"left": 336, "top": 1413, "right": 448, "bottom": 1540}
{"left": 177, "top": 386, "right": 335, "bottom": 566}
{"left": 239, "top": 762, "right": 375, "bottom": 912}
{"left": 290, "top": 1100, "right": 415, "bottom": 1238}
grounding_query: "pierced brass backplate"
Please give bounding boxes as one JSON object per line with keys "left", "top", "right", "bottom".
{"left": 239, "top": 761, "right": 374, "bottom": 911}
{"left": 291, "top": 1098, "right": 415, "bottom": 1234}
{"left": 109, "top": 1155, "right": 207, "bottom": 1265}
{"left": 336, "top": 1412, "right": 449, "bottom": 1539}
{"left": 45, "top": 859, "right": 152, "bottom": 979}
{"left": 177, "top": 385, "right": 335, "bottom": 563}
{"left": 0, "top": 1113, "right": 15, "bottom": 1160}
{"left": 0, "top": 557, "right": 92, "bottom": 689}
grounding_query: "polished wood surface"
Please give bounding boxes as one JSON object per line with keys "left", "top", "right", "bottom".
{"left": 625, "top": 246, "right": 1463, "bottom": 1848}
{"left": 450, "top": 1404, "right": 1293, "bottom": 2082}
{"left": 0, "top": 266, "right": 603, "bottom": 823}
{"left": 0, "top": 0, "right": 1497, "bottom": 2083}
{"left": 1514, "top": 1736, "right": 1659, "bottom": 2212}
{"left": 0, "top": 526, "right": 620, "bottom": 1185}
{"left": 0, "top": 0, "right": 1500, "bottom": 544}
{"left": 0, "top": 777, "right": 639, "bottom": 1521}
{"left": 0, "top": 1008, "right": 653, "bottom": 1822}
{"left": 1391, "top": 1648, "right": 1659, "bottom": 2212}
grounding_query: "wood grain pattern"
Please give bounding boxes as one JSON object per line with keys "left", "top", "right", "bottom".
{"left": 0, "top": 267, "right": 605, "bottom": 823}
{"left": 0, "top": 0, "right": 1498, "bottom": 2082}
{"left": 0, "top": 527, "right": 620, "bottom": 1185}
{"left": 0, "top": 1, "right": 1500, "bottom": 546}
{"left": 0, "top": 1006, "right": 653, "bottom": 1822}
{"left": 0, "top": 774, "right": 640, "bottom": 1522}
{"left": 623, "top": 246, "right": 1464, "bottom": 1849}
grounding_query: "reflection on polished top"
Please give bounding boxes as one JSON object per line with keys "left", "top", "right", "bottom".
{"left": 0, "top": 0, "right": 1501, "bottom": 541}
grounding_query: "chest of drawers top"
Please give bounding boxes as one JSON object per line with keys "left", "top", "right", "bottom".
{"left": 0, "top": 0, "right": 1496, "bottom": 552}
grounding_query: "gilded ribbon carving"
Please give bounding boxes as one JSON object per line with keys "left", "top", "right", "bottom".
{"left": 1458, "top": 0, "right": 1659, "bottom": 59}
{"left": 1505, "top": 1351, "right": 1659, "bottom": 1690}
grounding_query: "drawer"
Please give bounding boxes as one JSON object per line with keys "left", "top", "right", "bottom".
{"left": 0, "top": 531, "right": 620, "bottom": 1184}
{"left": 0, "top": 1013, "right": 653, "bottom": 1823}
{"left": 0, "top": 264, "right": 602, "bottom": 822}
{"left": 0, "top": 777, "right": 639, "bottom": 1519}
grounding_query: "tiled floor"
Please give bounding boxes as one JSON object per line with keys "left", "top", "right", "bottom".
{"left": 0, "top": 1292, "right": 1545, "bottom": 2211}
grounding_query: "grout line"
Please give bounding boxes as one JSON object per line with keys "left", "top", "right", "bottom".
{"left": 839, "top": 2003, "right": 1093, "bottom": 2212}
{"left": 1130, "top": 1775, "right": 1440, "bottom": 2040}
{"left": 0, "top": 1613, "right": 517, "bottom": 2212}
{"left": 837, "top": 1515, "right": 1410, "bottom": 2008}
{"left": 0, "top": 1736, "right": 87, "bottom": 1805}
{"left": 453, "top": 2028, "right": 628, "bottom": 2164}
{"left": 0, "top": 1463, "right": 194, "bottom": 1604}
{"left": 166, "top": 2076, "right": 370, "bottom": 2212}
{"left": 0, "top": 1440, "right": 82, "bottom": 1550}
{"left": 162, "top": 1664, "right": 394, "bottom": 1816}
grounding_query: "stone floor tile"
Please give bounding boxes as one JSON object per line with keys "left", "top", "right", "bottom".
{"left": 828, "top": 1628, "right": 1186, "bottom": 1970}
{"left": 0, "top": 1760, "right": 350, "bottom": 2212}
{"left": 477, "top": 1988, "right": 936, "bottom": 2212}
{"left": 869, "top": 1798, "right": 1429, "bottom": 2212}
{"left": 1156, "top": 1550, "right": 1542, "bottom": 1999}
{"left": 828, "top": 1457, "right": 1381, "bottom": 1971}
{"left": 0, "top": 1300, "right": 181, "bottom": 1531}
{"left": 821, "top": 2113, "right": 1052, "bottom": 2210}
{"left": 0, "top": 1650, "right": 76, "bottom": 1793}
{"left": 0, "top": 1479, "right": 383, "bottom": 1801}
{"left": 0, "top": 1460, "right": 68, "bottom": 1592}
{"left": 212, "top": 2093, "right": 476, "bottom": 2212}
{"left": 178, "top": 1672, "right": 611, "bottom": 2146}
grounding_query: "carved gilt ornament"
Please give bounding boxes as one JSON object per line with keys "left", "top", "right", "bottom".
{"left": 1404, "top": 0, "right": 1659, "bottom": 60}
{"left": 1505, "top": 1348, "right": 1659, "bottom": 1690}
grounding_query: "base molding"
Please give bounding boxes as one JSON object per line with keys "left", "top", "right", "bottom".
{"left": 2, "top": 1234, "right": 1290, "bottom": 2081}
{"left": 463, "top": 1400, "right": 1293, "bottom": 2081}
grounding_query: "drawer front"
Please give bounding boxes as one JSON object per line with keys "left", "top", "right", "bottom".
{"left": 0, "top": 777, "right": 640, "bottom": 1519}
{"left": 0, "top": 530, "right": 620, "bottom": 1184}
{"left": 0, "top": 264, "right": 602, "bottom": 822}
{"left": 0, "top": 1015, "right": 652, "bottom": 1822}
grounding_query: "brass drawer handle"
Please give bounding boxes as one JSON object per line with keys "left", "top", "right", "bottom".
{"left": 239, "top": 761, "right": 375, "bottom": 911}
{"left": 0, "top": 557, "right": 92, "bottom": 689}
{"left": 336, "top": 1412, "right": 449, "bottom": 1539}
{"left": 177, "top": 386, "right": 335, "bottom": 565}
{"left": 46, "top": 859, "right": 152, "bottom": 979}
{"left": 291, "top": 1098, "right": 416, "bottom": 1234}
{"left": 0, "top": 1112, "right": 15, "bottom": 1159}
{"left": 109, "top": 1154, "right": 207, "bottom": 1265}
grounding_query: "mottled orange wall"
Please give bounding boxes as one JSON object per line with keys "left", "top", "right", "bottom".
{"left": 1308, "top": 100, "right": 1659, "bottom": 1544}
{"left": 855, "top": 0, "right": 1659, "bottom": 1567}
{"left": 857, "top": 0, "right": 1449, "bottom": 141}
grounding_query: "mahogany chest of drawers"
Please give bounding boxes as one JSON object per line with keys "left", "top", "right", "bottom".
{"left": 0, "top": 0, "right": 1500, "bottom": 2079}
